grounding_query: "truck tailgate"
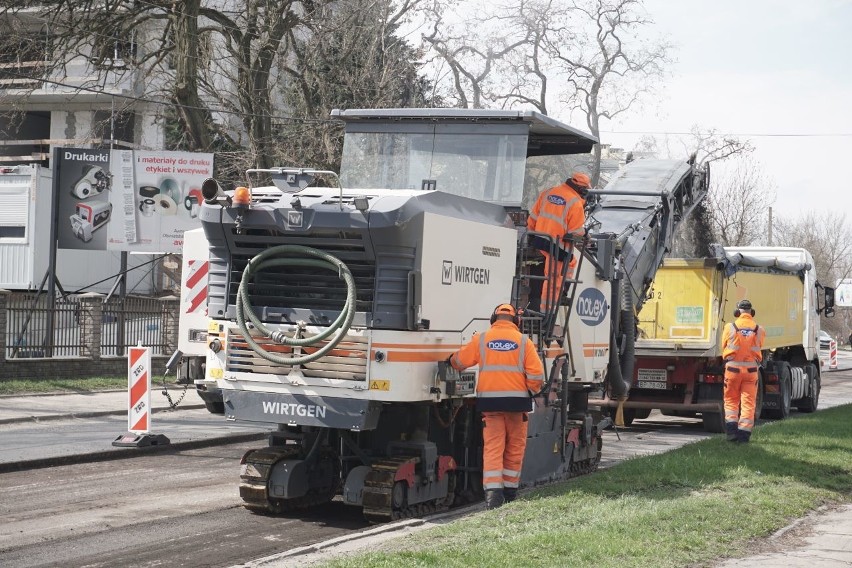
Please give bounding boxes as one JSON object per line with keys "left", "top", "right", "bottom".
{"left": 636, "top": 258, "right": 718, "bottom": 353}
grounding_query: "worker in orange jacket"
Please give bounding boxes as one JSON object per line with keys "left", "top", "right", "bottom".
{"left": 449, "top": 304, "right": 545, "bottom": 509}
{"left": 526, "top": 172, "right": 590, "bottom": 311}
{"left": 721, "top": 299, "right": 766, "bottom": 443}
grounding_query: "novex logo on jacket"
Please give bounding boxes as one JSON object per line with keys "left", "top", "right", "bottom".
{"left": 576, "top": 288, "right": 608, "bottom": 325}
{"left": 487, "top": 340, "right": 519, "bottom": 351}
{"left": 547, "top": 195, "right": 567, "bottom": 205}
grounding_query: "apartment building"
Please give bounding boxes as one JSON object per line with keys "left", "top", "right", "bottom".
{"left": 0, "top": 6, "right": 168, "bottom": 293}
{"left": 0, "top": 7, "right": 166, "bottom": 162}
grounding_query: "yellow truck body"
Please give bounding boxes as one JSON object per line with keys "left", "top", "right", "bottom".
{"left": 637, "top": 258, "right": 807, "bottom": 354}
{"left": 591, "top": 246, "right": 830, "bottom": 433}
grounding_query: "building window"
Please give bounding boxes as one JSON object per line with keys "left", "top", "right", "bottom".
{"left": 0, "top": 226, "right": 25, "bottom": 239}
{"left": 0, "top": 184, "right": 29, "bottom": 242}
{"left": 0, "top": 32, "right": 51, "bottom": 89}
{"left": 94, "top": 110, "right": 136, "bottom": 145}
{"left": 91, "top": 31, "right": 137, "bottom": 70}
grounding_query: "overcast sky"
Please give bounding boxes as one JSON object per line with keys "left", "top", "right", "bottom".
{"left": 603, "top": 0, "right": 852, "bottom": 222}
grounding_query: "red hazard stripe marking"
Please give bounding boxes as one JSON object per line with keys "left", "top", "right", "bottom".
{"left": 131, "top": 414, "right": 148, "bottom": 432}
{"left": 130, "top": 372, "right": 148, "bottom": 408}
{"left": 129, "top": 347, "right": 145, "bottom": 368}
{"left": 186, "top": 261, "right": 209, "bottom": 289}
{"left": 187, "top": 289, "right": 207, "bottom": 314}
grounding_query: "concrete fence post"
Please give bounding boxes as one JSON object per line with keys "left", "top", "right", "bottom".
{"left": 78, "top": 293, "right": 104, "bottom": 360}
{"left": 160, "top": 295, "right": 180, "bottom": 356}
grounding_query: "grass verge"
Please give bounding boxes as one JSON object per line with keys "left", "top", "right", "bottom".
{"left": 0, "top": 376, "right": 128, "bottom": 395}
{"left": 326, "top": 404, "right": 852, "bottom": 568}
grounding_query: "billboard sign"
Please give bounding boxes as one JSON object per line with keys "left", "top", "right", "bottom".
{"left": 836, "top": 279, "right": 852, "bottom": 308}
{"left": 57, "top": 148, "right": 214, "bottom": 253}
{"left": 56, "top": 148, "right": 113, "bottom": 250}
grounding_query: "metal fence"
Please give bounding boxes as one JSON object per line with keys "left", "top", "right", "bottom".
{"left": 5, "top": 293, "right": 171, "bottom": 359}
{"left": 102, "top": 296, "right": 168, "bottom": 356}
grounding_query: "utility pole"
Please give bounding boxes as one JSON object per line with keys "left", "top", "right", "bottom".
{"left": 767, "top": 206, "right": 773, "bottom": 245}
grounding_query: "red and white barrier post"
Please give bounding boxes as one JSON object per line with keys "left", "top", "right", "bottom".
{"left": 113, "top": 345, "right": 171, "bottom": 447}
{"left": 829, "top": 339, "right": 838, "bottom": 370}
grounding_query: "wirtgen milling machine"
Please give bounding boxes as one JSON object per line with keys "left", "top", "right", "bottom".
{"left": 197, "top": 109, "right": 708, "bottom": 522}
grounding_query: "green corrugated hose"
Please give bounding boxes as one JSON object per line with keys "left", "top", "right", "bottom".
{"left": 236, "top": 244, "right": 357, "bottom": 365}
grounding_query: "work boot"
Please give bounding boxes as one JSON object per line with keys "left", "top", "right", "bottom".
{"left": 725, "top": 421, "right": 738, "bottom": 442}
{"left": 484, "top": 489, "right": 505, "bottom": 510}
{"left": 735, "top": 429, "right": 751, "bottom": 444}
{"left": 503, "top": 488, "right": 518, "bottom": 504}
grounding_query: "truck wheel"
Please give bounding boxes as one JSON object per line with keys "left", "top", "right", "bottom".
{"left": 661, "top": 409, "right": 697, "bottom": 418}
{"left": 796, "top": 363, "right": 820, "bottom": 413}
{"left": 764, "top": 362, "right": 792, "bottom": 419}
{"left": 205, "top": 400, "right": 225, "bottom": 414}
{"left": 701, "top": 412, "right": 724, "bottom": 433}
{"left": 177, "top": 357, "right": 205, "bottom": 385}
{"left": 613, "top": 407, "right": 635, "bottom": 426}
{"left": 634, "top": 408, "right": 652, "bottom": 420}
{"left": 618, "top": 407, "right": 654, "bottom": 424}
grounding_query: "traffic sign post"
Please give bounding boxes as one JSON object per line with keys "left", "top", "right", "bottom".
{"left": 113, "top": 345, "right": 171, "bottom": 447}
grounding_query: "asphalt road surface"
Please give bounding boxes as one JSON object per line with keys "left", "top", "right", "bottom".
{"left": 1, "top": 359, "right": 850, "bottom": 568}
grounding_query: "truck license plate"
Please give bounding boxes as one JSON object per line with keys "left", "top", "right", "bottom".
{"left": 638, "top": 368, "right": 667, "bottom": 389}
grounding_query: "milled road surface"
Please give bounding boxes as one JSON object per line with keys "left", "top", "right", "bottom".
{"left": 0, "top": 440, "right": 369, "bottom": 568}
{"left": 1, "top": 360, "right": 850, "bottom": 568}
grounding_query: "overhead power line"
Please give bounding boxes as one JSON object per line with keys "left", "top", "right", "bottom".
{"left": 601, "top": 130, "right": 852, "bottom": 138}
{"left": 6, "top": 73, "right": 848, "bottom": 140}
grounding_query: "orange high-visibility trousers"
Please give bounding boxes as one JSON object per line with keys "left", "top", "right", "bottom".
{"left": 723, "top": 367, "right": 759, "bottom": 431}
{"left": 540, "top": 252, "right": 575, "bottom": 310}
{"left": 481, "top": 411, "right": 529, "bottom": 490}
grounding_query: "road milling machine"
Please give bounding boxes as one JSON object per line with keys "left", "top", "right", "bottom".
{"left": 196, "top": 108, "right": 708, "bottom": 522}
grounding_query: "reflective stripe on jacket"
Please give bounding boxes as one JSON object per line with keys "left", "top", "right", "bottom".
{"left": 722, "top": 314, "right": 765, "bottom": 364}
{"left": 450, "top": 320, "right": 545, "bottom": 412}
{"left": 526, "top": 182, "right": 585, "bottom": 245}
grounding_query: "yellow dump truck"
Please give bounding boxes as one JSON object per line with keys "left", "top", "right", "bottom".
{"left": 592, "top": 246, "right": 835, "bottom": 432}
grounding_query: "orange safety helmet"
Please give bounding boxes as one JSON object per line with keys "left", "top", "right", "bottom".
{"left": 490, "top": 303, "right": 521, "bottom": 326}
{"left": 567, "top": 172, "right": 592, "bottom": 189}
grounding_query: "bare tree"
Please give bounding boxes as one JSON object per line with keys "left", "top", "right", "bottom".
{"left": 684, "top": 126, "right": 752, "bottom": 166}
{"left": 197, "top": 0, "right": 432, "bottom": 170}
{"left": 421, "top": 0, "right": 670, "bottom": 184}
{"left": 0, "top": 1, "right": 321, "bottom": 166}
{"left": 2, "top": 0, "right": 438, "bottom": 178}
{"left": 544, "top": 0, "right": 670, "bottom": 185}
{"left": 420, "top": 0, "right": 536, "bottom": 109}
{"left": 0, "top": 0, "right": 216, "bottom": 150}
{"left": 278, "top": 0, "right": 436, "bottom": 170}
{"left": 170, "top": 0, "right": 213, "bottom": 150}
{"left": 774, "top": 211, "right": 852, "bottom": 283}
{"left": 633, "top": 127, "right": 753, "bottom": 257}
{"left": 199, "top": 1, "right": 314, "bottom": 169}
{"left": 705, "top": 155, "right": 776, "bottom": 247}
{"left": 774, "top": 209, "right": 852, "bottom": 337}
{"left": 630, "top": 127, "right": 752, "bottom": 168}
